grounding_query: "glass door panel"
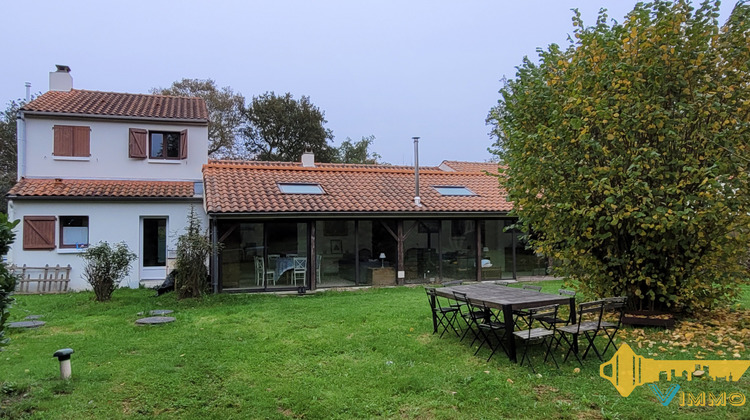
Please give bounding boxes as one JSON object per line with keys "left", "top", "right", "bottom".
{"left": 266, "top": 222, "right": 308, "bottom": 289}
{"left": 141, "top": 217, "right": 167, "bottom": 281}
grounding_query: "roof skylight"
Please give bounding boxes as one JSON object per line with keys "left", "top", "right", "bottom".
{"left": 278, "top": 183, "right": 324, "bottom": 194}
{"left": 433, "top": 186, "right": 476, "bottom": 196}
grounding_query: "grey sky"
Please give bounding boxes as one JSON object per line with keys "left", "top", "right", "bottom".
{"left": 1, "top": 1, "right": 737, "bottom": 166}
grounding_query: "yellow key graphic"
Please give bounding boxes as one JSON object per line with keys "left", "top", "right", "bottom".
{"left": 600, "top": 343, "right": 750, "bottom": 397}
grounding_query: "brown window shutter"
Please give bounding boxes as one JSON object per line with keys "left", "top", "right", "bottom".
{"left": 23, "top": 216, "right": 56, "bottom": 250}
{"left": 73, "top": 126, "right": 91, "bottom": 157}
{"left": 179, "top": 129, "right": 188, "bottom": 159}
{"left": 53, "top": 125, "right": 74, "bottom": 156}
{"left": 129, "top": 128, "right": 147, "bottom": 159}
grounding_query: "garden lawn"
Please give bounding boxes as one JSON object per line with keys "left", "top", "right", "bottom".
{"left": 1, "top": 282, "right": 749, "bottom": 419}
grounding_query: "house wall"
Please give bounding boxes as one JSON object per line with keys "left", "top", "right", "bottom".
{"left": 21, "top": 116, "right": 208, "bottom": 181}
{"left": 8, "top": 199, "right": 206, "bottom": 290}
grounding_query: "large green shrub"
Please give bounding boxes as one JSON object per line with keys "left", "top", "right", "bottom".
{"left": 0, "top": 214, "right": 19, "bottom": 348}
{"left": 487, "top": 1, "right": 750, "bottom": 312}
{"left": 80, "top": 242, "right": 136, "bottom": 302}
{"left": 175, "top": 207, "right": 216, "bottom": 299}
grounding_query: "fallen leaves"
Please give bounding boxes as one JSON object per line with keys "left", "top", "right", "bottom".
{"left": 624, "top": 308, "right": 749, "bottom": 359}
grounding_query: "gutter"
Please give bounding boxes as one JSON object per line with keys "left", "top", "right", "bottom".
{"left": 7, "top": 195, "right": 203, "bottom": 203}
{"left": 207, "top": 211, "right": 510, "bottom": 219}
{"left": 22, "top": 111, "right": 209, "bottom": 126}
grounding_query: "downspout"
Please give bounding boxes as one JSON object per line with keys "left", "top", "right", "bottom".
{"left": 17, "top": 109, "right": 26, "bottom": 180}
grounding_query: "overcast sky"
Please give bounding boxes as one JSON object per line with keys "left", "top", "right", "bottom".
{"left": 0, "top": 1, "right": 737, "bottom": 166}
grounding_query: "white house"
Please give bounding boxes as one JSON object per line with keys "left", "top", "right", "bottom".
{"left": 6, "top": 66, "right": 208, "bottom": 290}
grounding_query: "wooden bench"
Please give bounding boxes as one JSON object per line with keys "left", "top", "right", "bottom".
{"left": 10, "top": 264, "right": 72, "bottom": 294}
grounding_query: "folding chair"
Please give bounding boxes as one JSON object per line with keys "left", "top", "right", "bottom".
{"left": 534, "top": 289, "right": 576, "bottom": 328}
{"left": 453, "top": 291, "right": 484, "bottom": 345}
{"left": 558, "top": 289, "right": 576, "bottom": 297}
{"left": 495, "top": 280, "right": 512, "bottom": 286}
{"left": 466, "top": 297, "right": 507, "bottom": 362}
{"left": 513, "top": 304, "right": 560, "bottom": 373}
{"left": 597, "top": 296, "right": 627, "bottom": 356}
{"left": 425, "top": 288, "right": 461, "bottom": 338}
{"left": 441, "top": 280, "right": 463, "bottom": 287}
{"left": 557, "top": 300, "right": 606, "bottom": 365}
{"left": 522, "top": 285, "right": 542, "bottom": 292}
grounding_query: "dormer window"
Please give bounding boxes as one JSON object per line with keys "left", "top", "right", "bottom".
{"left": 433, "top": 186, "right": 476, "bottom": 196}
{"left": 278, "top": 183, "right": 324, "bottom": 194}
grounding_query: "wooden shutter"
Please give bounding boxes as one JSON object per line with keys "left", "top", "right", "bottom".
{"left": 73, "top": 126, "right": 90, "bottom": 157}
{"left": 179, "top": 129, "right": 188, "bottom": 159}
{"left": 53, "top": 125, "right": 74, "bottom": 156}
{"left": 23, "top": 216, "right": 56, "bottom": 250}
{"left": 129, "top": 128, "right": 147, "bottom": 159}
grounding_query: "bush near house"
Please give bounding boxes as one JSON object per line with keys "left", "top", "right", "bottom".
{"left": 80, "top": 241, "right": 136, "bottom": 302}
{"left": 175, "top": 207, "right": 215, "bottom": 299}
{"left": 0, "top": 214, "right": 19, "bottom": 348}
{"left": 487, "top": 0, "right": 750, "bottom": 312}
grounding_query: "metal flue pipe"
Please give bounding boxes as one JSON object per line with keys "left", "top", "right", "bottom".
{"left": 413, "top": 137, "right": 421, "bottom": 207}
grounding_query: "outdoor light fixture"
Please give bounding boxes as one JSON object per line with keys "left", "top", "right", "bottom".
{"left": 379, "top": 253, "right": 386, "bottom": 268}
{"left": 53, "top": 348, "right": 74, "bottom": 380}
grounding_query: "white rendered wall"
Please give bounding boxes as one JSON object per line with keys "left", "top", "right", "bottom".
{"left": 8, "top": 199, "right": 207, "bottom": 290}
{"left": 21, "top": 116, "right": 208, "bottom": 181}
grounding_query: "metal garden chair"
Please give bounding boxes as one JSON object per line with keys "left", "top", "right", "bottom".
{"left": 425, "top": 287, "right": 461, "bottom": 338}
{"left": 512, "top": 304, "right": 560, "bottom": 373}
{"left": 557, "top": 300, "right": 606, "bottom": 365}
{"left": 466, "top": 297, "right": 507, "bottom": 362}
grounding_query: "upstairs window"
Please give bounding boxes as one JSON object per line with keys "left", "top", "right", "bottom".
{"left": 278, "top": 183, "right": 324, "bottom": 194}
{"left": 148, "top": 130, "right": 187, "bottom": 160}
{"left": 433, "top": 186, "right": 476, "bottom": 196}
{"left": 53, "top": 125, "right": 90, "bottom": 157}
{"left": 60, "top": 216, "right": 89, "bottom": 249}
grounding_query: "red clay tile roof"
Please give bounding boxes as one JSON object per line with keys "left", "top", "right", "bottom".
{"left": 8, "top": 178, "right": 196, "bottom": 198}
{"left": 21, "top": 89, "right": 208, "bottom": 122}
{"left": 203, "top": 161, "right": 510, "bottom": 214}
{"left": 439, "top": 160, "right": 501, "bottom": 173}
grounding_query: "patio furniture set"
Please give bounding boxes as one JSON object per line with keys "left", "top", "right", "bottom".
{"left": 426, "top": 282, "right": 626, "bottom": 372}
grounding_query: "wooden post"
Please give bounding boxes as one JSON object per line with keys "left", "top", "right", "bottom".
{"left": 397, "top": 220, "right": 404, "bottom": 285}
{"left": 354, "top": 220, "right": 360, "bottom": 285}
{"left": 309, "top": 221, "right": 316, "bottom": 291}
{"left": 210, "top": 217, "right": 220, "bottom": 293}
{"left": 475, "top": 220, "right": 482, "bottom": 282}
{"left": 437, "top": 221, "right": 443, "bottom": 281}
{"left": 511, "top": 226, "right": 518, "bottom": 279}
{"left": 42, "top": 264, "right": 49, "bottom": 293}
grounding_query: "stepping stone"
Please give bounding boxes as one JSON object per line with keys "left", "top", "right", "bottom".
{"left": 149, "top": 310, "right": 173, "bottom": 316}
{"left": 24, "top": 315, "right": 43, "bottom": 320}
{"left": 8, "top": 321, "right": 45, "bottom": 329}
{"left": 135, "top": 316, "right": 175, "bottom": 325}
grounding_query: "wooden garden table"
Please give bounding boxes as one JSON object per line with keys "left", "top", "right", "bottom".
{"left": 434, "top": 283, "right": 577, "bottom": 362}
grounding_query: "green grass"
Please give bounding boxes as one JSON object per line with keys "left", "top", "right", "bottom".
{"left": 1, "top": 283, "right": 748, "bottom": 419}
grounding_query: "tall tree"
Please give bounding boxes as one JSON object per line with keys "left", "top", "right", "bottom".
{"left": 0, "top": 99, "right": 26, "bottom": 214}
{"left": 487, "top": 0, "right": 750, "bottom": 312}
{"left": 335, "top": 135, "right": 382, "bottom": 164}
{"left": 241, "top": 92, "right": 336, "bottom": 162}
{"left": 151, "top": 79, "right": 245, "bottom": 157}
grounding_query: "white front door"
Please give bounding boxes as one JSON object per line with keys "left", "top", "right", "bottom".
{"left": 140, "top": 217, "right": 168, "bottom": 280}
